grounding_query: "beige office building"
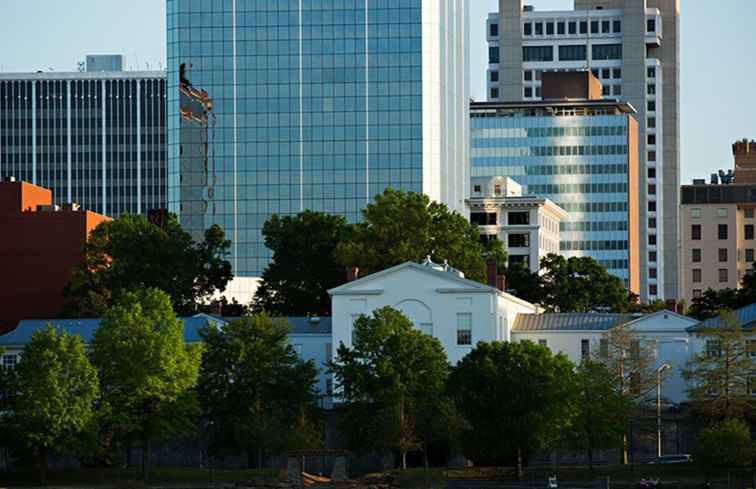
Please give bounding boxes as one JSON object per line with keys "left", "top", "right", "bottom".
{"left": 680, "top": 140, "right": 756, "bottom": 302}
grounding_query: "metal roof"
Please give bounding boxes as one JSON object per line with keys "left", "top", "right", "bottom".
{"left": 689, "top": 302, "right": 756, "bottom": 332}
{"left": 287, "top": 317, "right": 332, "bottom": 335}
{"left": 512, "top": 313, "right": 635, "bottom": 332}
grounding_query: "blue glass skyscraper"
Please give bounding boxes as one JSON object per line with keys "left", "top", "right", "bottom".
{"left": 167, "top": 0, "right": 469, "bottom": 277}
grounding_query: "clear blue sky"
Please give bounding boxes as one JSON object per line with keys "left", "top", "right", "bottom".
{"left": 1, "top": 0, "right": 754, "bottom": 184}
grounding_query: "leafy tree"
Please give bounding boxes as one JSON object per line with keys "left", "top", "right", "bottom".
{"left": 198, "top": 314, "right": 322, "bottom": 467}
{"left": 337, "top": 188, "right": 503, "bottom": 283}
{"left": 694, "top": 419, "right": 753, "bottom": 479}
{"left": 331, "top": 306, "right": 452, "bottom": 469}
{"left": 688, "top": 288, "right": 742, "bottom": 321}
{"left": 90, "top": 288, "right": 201, "bottom": 482}
{"left": 63, "top": 213, "right": 232, "bottom": 316}
{"left": 627, "top": 294, "right": 669, "bottom": 314}
{"left": 504, "top": 262, "right": 542, "bottom": 304}
{"left": 539, "top": 254, "right": 628, "bottom": 312}
{"left": 252, "top": 211, "right": 350, "bottom": 316}
{"left": 567, "top": 360, "right": 632, "bottom": 476}
{"left": 448, "top": 341, "right": 576, "bottom": 478}
{"left": 10, "top": 326, "right": 98, "bottom": 485}
{"left": 683, "top": 310, "right": 756, "bottom": 421}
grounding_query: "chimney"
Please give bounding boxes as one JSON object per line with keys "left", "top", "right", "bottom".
{"left": 733, "top": 139, "right": 756, "bottom": 183}
{"left": 486, "top": 260, "right": 497, "bottom": 288}
{"left": 496, "top": 274, "right": 506, "bottom": 292}
{"left": 346, "top": 267, "right": 359, "bottom": 282}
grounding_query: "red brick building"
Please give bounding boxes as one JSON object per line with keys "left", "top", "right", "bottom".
{"left": 0, "top": 180, "right": 110, "bottom": 333}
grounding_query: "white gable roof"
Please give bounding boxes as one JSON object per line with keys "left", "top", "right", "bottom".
{"left": 621, "top": 309, "right": 699, "bottom": 333}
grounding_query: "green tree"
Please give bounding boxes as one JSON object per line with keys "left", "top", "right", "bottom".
{"left": 448, "top": 341, "right": 576, "bottom": 478}
{"left": 10, "top": 326, "right": 98, "bottom": 485}
{"left": 683, "top": 310, "right": 756, "bottom": 420}
{"left": 252, "top": 211, "right": 350, "bottom": 316}
{"left": 331, "top": 306, "right": 452, "bottom": 469}
{"left": 198, "top": 314, "right": 322, "bottom": 467}
{"left": 504, "top": 261, "right": 542, "bottom": 304}
{"left": 695, "top": 419, "right": 753, "bottom": 479}
{"left": 567, "top": 360, "right": 632, "bottom": 476}
{"left": 90, "top": 288, "right": 201, "bottom": 482}
{"left": 539, "top": 254, "right": 628, "bottom": 312}
{"left": 337, "top": 188, "right": 503, "bottom": 283}
{"left": 63, "top": 213, "right": 232, "bottom": 316}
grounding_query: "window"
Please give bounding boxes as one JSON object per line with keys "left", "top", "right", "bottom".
{"left": 649, "top": 234, "right": 657, "bottom": 246}
{"left": 524, "top": 22, "right": 532, "bottom": 35}
{"left": 746, "top": 224, "right": 754, "bottom": 240}
{"left": 692, "top": 269, "right": 702, "bottom": 283}
{"left": 602, "top": 68, "right": 611, "bottom": 79}
{"left": 592, "top": 44, "right": 622, "bottom": 60}
{"left": 524, "top": 70, "right": 533, "bottom": 81}
{"left": 523, "top": 46, "right": 554, "bottom": 62}
{"left": 647, "top": 84, "right": 656, "bottom": 95}
{"left": 581, "top": 339, "right": 590, "bottom": 361}
{"left": 648, "top": 117, "right": 656, "bottom": 128}
{"left": 489, "top": 46, "right": 500, "bottom": 64}
{"left": 494, "top": 184, "right": 502, "bottom": 196}
{"left": 648, "top": 134, "right": 656, "bottom": 145}
{"left": 1, "top": 354, "right": 16, "bottom": 370}
{"left": 747, "top": 249, "right": 755, "bottom": 263}
{"left": 648, "top": 184, "right": 656, "bottom": 195}
{"left": 535, "top": 22, "right": 543, "bottom": 35}
{"left": 559, "top": 45, "right": 587, "bottom": 61}
{"left": 602, "top": 20, "right": 610, "bottom": 33}
{"left": 613, "top": 68, "right": 622, "bottom": 79}
{"left": 719, "top": 224, "right": 728, "bottom": 240}
{"left": 719, "top": 269, "right": 729, "bottom": 283}
{"left": 649, "top": 284, "right": 658, "bottom": 296}
{"left": 649, "top": 251, "right": 657, "bottom": 262}
{"left": 490, "top": 88, "right": 499, "bottom": 99}
{"left": 524, "top": 87, "right": 533, "bottom": 98}
{"left": 647, "top": 67, "right": 656, "bottom": 78}
{"left": 490, "top": 70, "right": 499, "bottom": 82}
{"left": 648, "top": 151, "right": 656, "bottom": 162}
{"left": 649, "top": 268, "right": 658, "bottom": 279}
{"left": 490, "top": 23, "right": 499, "bottom": 37}
{"left": 613, "top": 84, "right": 622, "bottom": 96}
{"left": 613, "top": 20, "right": 622, "bottom": 32}
{"left": 591, "top": 20, "right": 599, "bottom": 34}
{"left": 471, "top": 212, "right": 498, "bottom": 226}
{"left": 693, "top": 289, "right": 702, "bottom": 299}
{"left": 648, "top": 100, "right": 656, "bottom": 112}
{"left": 456, "top": 313, "right": 472, "bottom": 346}
{"left": 648, "top": 168, "right": 656, "bottom": 179}
{"left": 649, "top": 201, "right": 657, "bottom": 212}
{"left": 580, "top": 21, "right": 588, "bottom": 34}
{"left": 538, "top": 339, "right": 548, "bottom": 347}
{"left": 508, "top": 212, "right": 530, "bottom": 225}
{"left": 706, "top": 340, "right": 722, "bottom": 358}
{"left": 602, "top": 85, "right": 610, "bottom": 96}
{"left": 719, "top": 248, "right": 728, "bottom": 262}
{"left": 691, "top": 208, "right": 702, "bottom": 218}
{"left": 648, "top": 218, "right": 657, "bottom": 229}
{"left": 746, "top": 209, "right": 755, "bottom": 218}
{"left": 591, "top": 68, "right": 599, "bottom": 78}
{"left": 692, "top": 249, "right": 701, "bottom": 262}
{"left": 508, "top": 234, "right": 530, "bottom": 248}
{"left": 557, "top": 22, "right": 565, "bottom": 34}
{"left": 535, "top": 86, "right": 542, "bottom": 98}
{"left": 473, "top": 185, "right": 481, "bottom": 193}
{"left": 647, "top": 18, "right": 656, "bottom": 33}
{"left": 546, "top": 22, "right": 554, "bottom": 35}
{"left": 600, "top": 338, "right": 609, "bottom": 358}
{"left": 569, "top": 21, "right": 577, "bottom": 34}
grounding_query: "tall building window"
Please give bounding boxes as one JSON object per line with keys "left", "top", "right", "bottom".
{"left": 746, "top": 224, "right": 754, "bottom": 240}
{"left": 613, "top": 68, "right": 622, "bottom": 79}
{"left": 490, "top": 88, "right": 499, "bottom": 99}
{"left": 648, "top": 184, "right": 656, "bottom": 195}
{"left": 524, "top": 22, "right": 533, "bottom": 35}
{"left": 569, "top": 21, "right": 577, "bottom": 34}
{"left": 471, "top": 212, "right": 498, "bottom": 226}
{"left": 647, "top": 84, "right": 656, "bottom": 95}
{"left": 649, "top": 284, "right": 658, "bottom": 296}
{"left": 508, "top": 234, "right": 530, "bottom": 247}
{"left": 524, "top": 87, "right": 533, "bottom": 98}
{"left": 602, "top": 20, "right": 610, "bottom": 33}
{"left": 508, "top": 212, "right": 530, "bottom": 225}
{"left": 719, "top": 248, "right": 728, "bottom": 262}
{"left": 535, "top": 22, "right": 543, "bottom": 35}
{"left": 719, "top": 269, "right": 729, "bottom": 283}
{"left": 546, "top": 22, "right": 555, "bottom": 35}
{"left": 592, "top": 44, "right": 622, "bottom": 60}
{"left": 490, "top": 23, "right": 499, "bottom": 37}
{"left": 746, "top": 209, "right": 755, "bottom": 218}
{"left": 490, "top": 71, "right": 499, "bottom": 82}
{"left": 591, "top": 21, "right": 599, "bottom": 33}
{"left": 717, "top": 208, "right": 728, "bottom": 218}
{"left": 456, "top": 313, "right": 472, "bottom": 346}
{"left": 613, "top": 20, "right": 622, "bottom": 33}
{"left": 559, "top": 45, "right": 587, "bottom": 61}
{"left": 719, "top": 224, "right": 728, "bottom": 240}
{"left": 523, "top": 46, "right": 554, "bottom": 62}
{"left": 649, "top": 268, "right": 658, "bottom": 279}
{"left": 557, "top": 22, "right": 565, "bottom": 34}
{"left": 524, "top": 70, "right": 533, "bottom": 81}
{"left": 649, "top": 234, "right": 657, "bottom": 246}
{"left": 649, "top": 201, "right": 657, "bottom": 212}
{"left": 691, "top": 208, "right": 702, "bottom": 218}
{"left": 580, "top": 21, "right": 588, "bottom": 34}
{"left": 648, "top": 218, "right": 657, "bottom": 229}
{"left": 647, "top": 67, "right": 656, "bottom": 78}
{"left": 747, "top": 249, "right": 755, "bottom": 263}
{"left": 648, "top": 134, "right": 656, "bottom": 145}
{"left": 581, "top": 339, "right": 590, "bottom": 361}
{"left": 489, "top": 47, "right": 500, "bottom": 64}
{"left": 648, "top": 168, "right": 656, "bottom": 179}
{"left": 648, "top": 151, "right": 657, "bottom": 162}
{"left": 649, "top": 251, "right": 657, "bottom": 262}
{"left": 692, "top": 249, "right": 701, "bottom": 262}
{"left": 692, "top": 269, "right": 702, "bottom": 283}
{"left": 648, "top": 100, "right": 656, "bottom": 112}
{"left": 648, "top": 117, "right": 656, "bottom": 128}
{"left": 602, "top": 68, "right": 611, "bottom": 79}
{"left": 647, "top": 18, "right": 656, "bottom": 33}
{"left": 692, "top": 224, "right": 701, "bottom": 240}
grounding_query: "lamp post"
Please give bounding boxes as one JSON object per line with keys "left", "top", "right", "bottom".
{"left": 656, "top": 363, "right": 671, "bottom": 459}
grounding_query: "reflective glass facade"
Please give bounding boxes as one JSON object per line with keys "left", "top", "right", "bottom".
{"left": 167, "top": 0, "right": 469, "bottom": 277}
{"left": 471, "top": 103, "right": 639, "bottom": 292}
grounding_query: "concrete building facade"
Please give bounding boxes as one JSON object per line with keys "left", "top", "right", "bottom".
{"left": 167, "top": 0, "right": 470, "bottom": 277}
{"left": 0, "top": 65, "right": 166, "bottom": 217}
{"left": 470, "top": 95, "right": 641, "bottom": 294}
{"left": 0, "top": 180, "right": 110, "bottom": 333}
{"left": 486, "top": 0, "right": 681, "bottom": 301}
{"left": 470, "top": 176, "right": 566, "bottom": 271}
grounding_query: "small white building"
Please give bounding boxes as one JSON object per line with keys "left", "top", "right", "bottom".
{"left": 329, "top": 259, "right": 539, "bottom": 365}
{"left": 470, "top": 176, "right": 567, "bottom": 271}
{"left": 512, "top": 310, "right": 699, "bottom": 404}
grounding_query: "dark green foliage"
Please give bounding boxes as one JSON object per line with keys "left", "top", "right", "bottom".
{"left": 539, "top": 254, "right": 628, "bottom": 312}
{"left": 694, "top": 419, "right": 753, "bottom": 471}
{"left": 198, "top": 314, "right": 322, "bottom": 466}
{"left": 253, "top": 211, "right": 350, "bottom": 316}
{"left": 448, "top": 341, "right": 575, "bottom": 474}
{"left": 63, "top": 213, "right": 232, "bottom": 316}
{"left": 504, "top": 262, "right": 542, "bottom": 304}
{"left": 688, "top": 288, "right": 742, "bottom": 320}
{"left": 337, "top": 188, "right": 504, "bottom": 283}
{"left": 331, "top": 306, "right": 454, "bottom": 468}
{"left": 90, "top": 289, "right": 201, "bottom": 482}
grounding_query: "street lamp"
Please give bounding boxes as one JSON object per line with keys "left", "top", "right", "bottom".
{"left": 656, "top": 363, "right": 672, "bottom": 459}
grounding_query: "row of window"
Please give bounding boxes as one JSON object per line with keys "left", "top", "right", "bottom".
{"left": 529, "top": 182, "right": 628, "bottom": 195}
{"left": 473, "top": 143, "right": 630, "bottom": 158}
{"left": 689, "top": 208, "right": 755, "bottom": 219}
{"left": 520, "top": 44, "right": 623, "bottom": 62}
{"left": 691, "top": 224, "right": 754, "bottom": 241}
{"left": 522, "top": 163, "right": 628, "bottom": 176}
{"left": 690, "top": 248, "right": 755, "bottom": 264}
{"left": 691, "top": 268, "right": 730, "bottom": 284}
{"left": 471, "top": 211, "right": 530, "bottom": 227}
{"left": 562, "top": 221, "right": 628, "bottom": 232}
{"left": 522, "top": 19, "right": 622, "bottom": 37}
{"left": 561, "top": 240, "right": 628, "bottom": 251}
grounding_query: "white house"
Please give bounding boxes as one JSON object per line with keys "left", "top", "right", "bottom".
{"left": 329, "top": 258, "right": 539, "bottom": 365}
{"left": 512, "top": 310, "right": 700, "bottom": 404}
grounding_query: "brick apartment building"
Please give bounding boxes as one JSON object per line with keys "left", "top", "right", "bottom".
{"left": 0, "top": 179, "right": 109, "bottom": 333}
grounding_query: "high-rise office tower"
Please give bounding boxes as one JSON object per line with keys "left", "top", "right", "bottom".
{"left": 0, "top": 59, "right": 166, "bottom": 217}
{"left": 167, "top": 0, "right": 469, "bottom": 277}
{"left": 486, "top": 0, "right": 680, "bottom": 301}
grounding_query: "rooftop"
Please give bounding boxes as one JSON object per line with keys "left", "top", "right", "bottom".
{"left": 512, "top": 313, "right": 635, "bottom": 332}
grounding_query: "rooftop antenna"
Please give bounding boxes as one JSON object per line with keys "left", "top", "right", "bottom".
{"left": 146, "top": 61, "right": 150, "bottom": 70}
{"left": 77, "top": 61, "right": 85, "bottom": 72}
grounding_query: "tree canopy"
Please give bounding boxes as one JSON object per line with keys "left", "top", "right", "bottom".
{"left": 63, "top": 213, "right": 232, "bottom": 316}
{"left": 448, "top": 340, "right": 575, "bottom": 476}
{"left": 539, "top": 254, "right": 628, "bottom": 312}
{"left": 198, "top": 314, "right": 322, "bottom": 466}
{"left": 252, "top": 211, "right": 349, "bottom": 316}
{"left": 694, "top": 419, "right": 753, "bottom": 472}
{"left": 336, "top": 188, "right": 504, "bottom": 283}
{"left": 10, "top": 326, "right": 98, "bottom": 485}
{"left": 90, "top": 288, "right": 201, "bottom": 482}
{"left": 331, "top": 306, "right": 453, "bottom": 469}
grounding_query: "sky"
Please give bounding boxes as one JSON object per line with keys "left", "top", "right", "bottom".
{"left": 1, "top": 0, "right": 755, "bottom": 184}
